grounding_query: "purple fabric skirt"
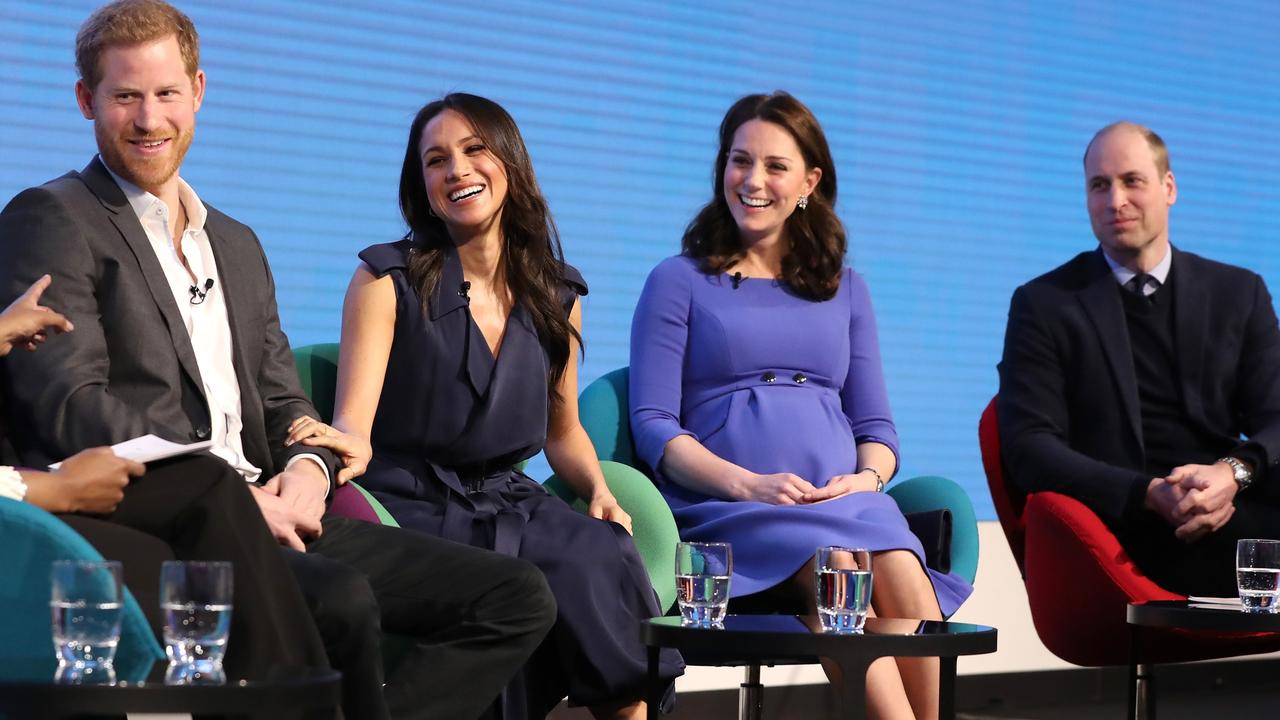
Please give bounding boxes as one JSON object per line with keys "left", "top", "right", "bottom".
{"left": 663, "top": 485, "right": 973, "bottom": 617}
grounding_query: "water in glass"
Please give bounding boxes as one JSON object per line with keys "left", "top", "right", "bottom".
{"left": 817, "top": 568, "right": 873, "bottom": 632}
{"left": 163, "top": 602, "right": 233, "bottom": 684}
{"left": 50, "top": 560, "right": 121, "bottom": 685}
{"left": 161, "top": 561, "right": 233, "bottom": 685}
{"left": 676, "top": 573, "right": 730, "bottom": 626}
{"left": 1237, "top": 539, "right": 1280, "bottom": 614}
{"left": 51, "top": 600, "right": 121, "bottom": 684}
{"left": 675, "top": 542, "right": 731, "bottom": 627}
{"left": 1237, "top": 567, "right": 1280, "bottom": 613}
{"left": 815, "top": 547, "right": 872, "bottom": 633}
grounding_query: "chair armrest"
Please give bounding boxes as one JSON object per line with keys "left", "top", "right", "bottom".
{"left": 887, "top": 475, "right": 980, "bottom": 585}
{"left": 544, "top": 461, "right": 678, "bottom": 613}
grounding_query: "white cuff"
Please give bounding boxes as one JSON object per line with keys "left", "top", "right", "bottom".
{"left": 0, "top": 466, "right": 28, "bottom": 502}
{"left": 285, "top": 454, "right": 332, "bottom": 499}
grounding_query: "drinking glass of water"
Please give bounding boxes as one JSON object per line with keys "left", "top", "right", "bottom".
{"left": 51, "top": 560, "right": 123, "bottom": 685}
{"left": 815, "top": 546, "right": 873, "bottom": 633}
{"left": 675, "top": 542, "right": 732, "bottom": 627}
{"left": 1237, "top": 539, "right": 1280, "bottom": 614}
{"left": 161, "top": 560, "right": 233, "bottom": 685}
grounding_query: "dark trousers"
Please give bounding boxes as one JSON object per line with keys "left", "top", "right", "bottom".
{"left": 1122, "top": 494, "right": 1280, "bottom": 596}
{"left": 292, "top": 516, "right": 557, "bottom": 720}
{"left": 59, "top": 454, "right": 331, "bottom": 680}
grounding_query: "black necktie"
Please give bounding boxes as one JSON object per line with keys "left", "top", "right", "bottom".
{"left": 1128, "top": 273, "right": 1154, "bottom": 303}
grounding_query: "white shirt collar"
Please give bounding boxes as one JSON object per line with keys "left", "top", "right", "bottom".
{"left": 103, "top": 164, "right": 208, "bottom": 233}
{"left": 1102, "top": 244, "right": 1172, "bottom": 289}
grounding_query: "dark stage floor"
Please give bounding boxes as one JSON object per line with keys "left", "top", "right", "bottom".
{"left": 550, "top": 658, "right": 1280, "bottom": 718}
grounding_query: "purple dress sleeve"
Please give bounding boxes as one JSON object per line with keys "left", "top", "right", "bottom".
{"left": 840, "top": 270, "right": 901, "bottom": 474}
{"left": 629, "top": 257, "right": 695, "bottom": 474}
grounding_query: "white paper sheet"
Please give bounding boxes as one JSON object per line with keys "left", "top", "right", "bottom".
{"left": 49, "top": 435, "right": 213, "bottom": 470}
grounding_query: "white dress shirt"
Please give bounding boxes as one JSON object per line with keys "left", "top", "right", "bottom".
{"left": 1103, "top": 244, "right": 1172, "bottom": 296}
{"left": 106, "top": 168, "right": 326, "bottom": 487}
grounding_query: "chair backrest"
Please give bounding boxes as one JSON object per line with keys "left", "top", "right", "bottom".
{"left": 579, "top": 367, "right": 644, "bottom": 471}
{"left": 979, "top": 397, "right": 1027, "bottom": 574}
{"left": 0, "top": 499, "right": 164, "bottom": 681}
{"left": 293, "top": 342, "right": 341, "bottom": 423}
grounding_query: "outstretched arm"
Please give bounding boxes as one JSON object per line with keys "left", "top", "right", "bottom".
{"left": 0, "top": 274, "right": 73, "bottom": 355}
{"left": 286, "top": 264, "right": 389, "bottom": 484}
{"left": 544, "top": 298, "right": 632, "bottom": 533}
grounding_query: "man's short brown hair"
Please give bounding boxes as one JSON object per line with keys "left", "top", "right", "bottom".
{"left": 76, "top": 0, "right": 199, "bottom": 90}
{"left": 1084, "top": 121, "right": 1172, "bottom": 177}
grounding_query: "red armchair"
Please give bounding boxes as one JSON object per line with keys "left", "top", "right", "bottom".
{"left": 979, "top": 397, "right": 1280, "bottom": 713}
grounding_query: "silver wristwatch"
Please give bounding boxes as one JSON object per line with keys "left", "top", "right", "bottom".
{"left": 1218, "top": 456, "right": 1253, "bottom": 491}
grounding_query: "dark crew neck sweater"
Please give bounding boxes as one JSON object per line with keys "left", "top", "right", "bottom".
{"left": 1119, "top": 277, "right": 1222, "bottom": 476}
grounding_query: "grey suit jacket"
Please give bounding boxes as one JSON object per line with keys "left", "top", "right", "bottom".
{"left": 0, "top": 156, "right": 336, "bottom": 487}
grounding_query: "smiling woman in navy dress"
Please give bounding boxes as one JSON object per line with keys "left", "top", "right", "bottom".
{"left": 630, "top": 92, "right": 972, "bottom": 720}
{"left": 304, "top": 94, "right": 682, "bottom": 719}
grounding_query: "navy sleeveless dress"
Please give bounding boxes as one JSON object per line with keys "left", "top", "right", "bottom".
{"left": 355, "top": 240, "right": 682, "bottom": 718}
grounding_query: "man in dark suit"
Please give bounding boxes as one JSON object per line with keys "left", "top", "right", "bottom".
{"left": 998, "top": 121, "right": 1280, "bottom": 596}
{"left": 0, "top": 2, "right": 555, "bottom": 718}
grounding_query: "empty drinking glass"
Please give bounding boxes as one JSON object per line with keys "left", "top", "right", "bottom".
{"left": 1237, "top": 539, "right": 1280, "bottom": 614}
{"left": 815, "top": 546, "right": 873, "bottom": 633}
{"left": 675, "top": 542, "right": 732, "bottom": 627}
{"left": 161, "top": 560, "right": 233, "bottom": 685}
{"left": 51, "top": 560, "right": 123, "bottom": 685}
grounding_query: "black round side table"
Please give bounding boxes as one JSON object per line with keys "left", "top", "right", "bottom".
{"left": 642, "top": 614, "right": 997, "bottom": 719}
{"left": 0, "top": 668, "right": 341, "bottom": 719}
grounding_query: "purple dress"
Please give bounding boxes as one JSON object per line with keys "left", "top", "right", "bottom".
{"left": 629, "top": 255, "right": 972, "bottom": 616}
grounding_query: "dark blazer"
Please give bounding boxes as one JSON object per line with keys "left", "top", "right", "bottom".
{"left": 0, "top": 156, "right": 336, "bottom": 487}
{"left": 997, "top": 246, "right": 1280, "bottom": 526}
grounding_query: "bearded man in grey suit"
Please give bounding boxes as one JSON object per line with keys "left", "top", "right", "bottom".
{"left": 0, "top": 2, "right": 554, "bottom": 718}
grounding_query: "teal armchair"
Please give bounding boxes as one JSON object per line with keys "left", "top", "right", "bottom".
{"left": 0, "top": 498, "right": 164, "bottom": 681}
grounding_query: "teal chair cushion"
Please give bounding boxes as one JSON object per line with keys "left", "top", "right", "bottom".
{"left": 578, "top": 367, "right": 638, "bottom": 468}
{"left": 293, "top": 342, "right": 341, "bottom": 424}
{"left": 887, "top": 475, "right": 980, "bottom": 587}
{"left": 0, "top": 498, "right": 164, "bottom": 681}
{"left": 543, "top": 461, "right": 679, "bottom": 612}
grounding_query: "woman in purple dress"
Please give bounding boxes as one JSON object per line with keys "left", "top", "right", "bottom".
{"left": 630, "top": 92, "right": 972, "bottom": 720}
{"left": 298, "top": 94, "right": 681, "bottom": 719}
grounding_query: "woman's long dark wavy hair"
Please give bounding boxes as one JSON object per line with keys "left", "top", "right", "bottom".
{"left": 398, "top": 93, "right": 580, "bottom": 403}
{"left": 683, "top": 91, "right": 846, "bottom": 301}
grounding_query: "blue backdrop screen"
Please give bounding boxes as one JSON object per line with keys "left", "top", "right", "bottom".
{"left": 4, "top": 0, "right": 1279, "bottom": 518}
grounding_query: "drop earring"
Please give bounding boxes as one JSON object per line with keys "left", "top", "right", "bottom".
{"left": 797, "top": 194, "right": 809, "bottom": 210}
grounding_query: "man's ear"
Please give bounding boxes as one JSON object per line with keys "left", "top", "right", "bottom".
{"left": 74, "top": 79, "right": 94, "bottom": 120}
{"left": 1164, "top": 170, "right": 1177, "bottom": 208}
{"left": 191, "top": 69, "right": 206, "bottom": 113}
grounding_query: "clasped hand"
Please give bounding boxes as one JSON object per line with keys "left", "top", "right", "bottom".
{"left": 1146, "top": 462, "right": 1239, "bottom": 542}
{"left": 741, "top": 470, "right": 879, "bottom": 505}
{"left": 250, "top": 464, "right": 327, "bottom": 552}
